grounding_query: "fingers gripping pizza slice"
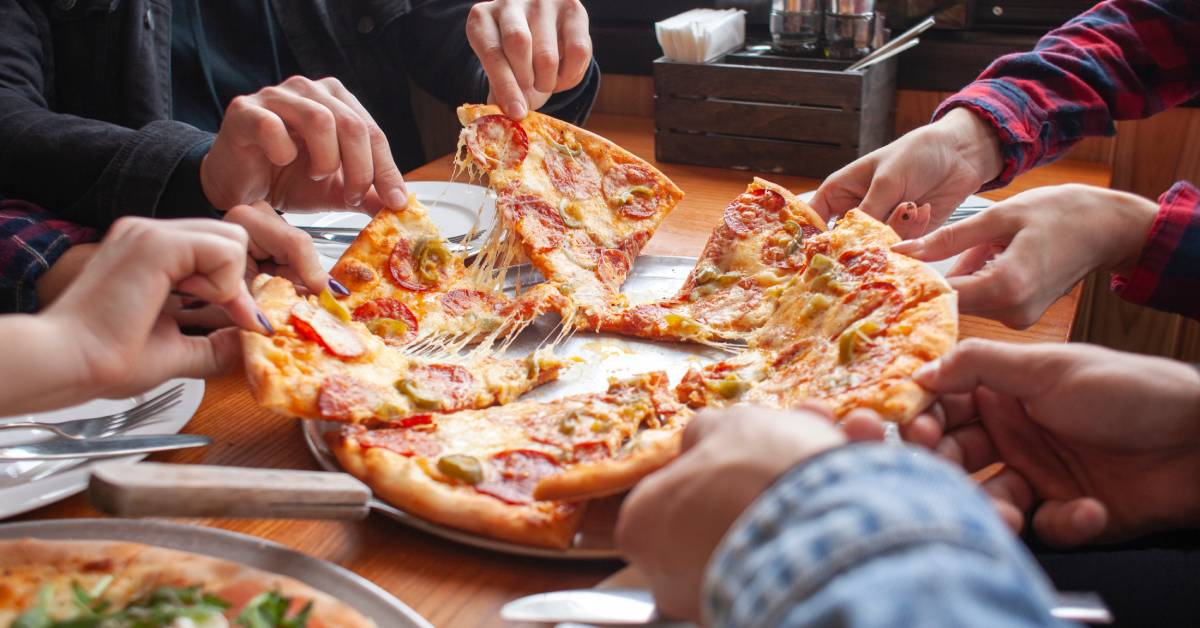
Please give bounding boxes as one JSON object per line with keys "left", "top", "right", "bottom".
{"left": 675, "top": 209, "right": 957, "bottom": 423}
{"left": 330, "top": 197, "right": 565, "bottom": 350}
{"left": 242, "top": 275, "right": 564, "bottom": 424}
{"left": 455, "top": 104, "right": 684, "bottom": 326}
{"left": 597, "top": 178, "right": 827, "bottom": 343}
{"left": 330, "top": 372, "right": 691, "bottom": 548}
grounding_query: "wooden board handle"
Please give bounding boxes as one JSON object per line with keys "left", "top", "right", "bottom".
{"left": 88, "top": 462, "right": 371, "bottom": 521}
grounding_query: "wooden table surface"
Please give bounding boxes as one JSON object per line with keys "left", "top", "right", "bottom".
{"left": 15, "top": 114, "right": 1111, "bottom": 627}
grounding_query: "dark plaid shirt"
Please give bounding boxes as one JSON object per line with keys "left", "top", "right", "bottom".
{"left": 934, "top": 0, "right": 1200, "bottom": 319}
{"left": 0, "top": 200, "right": 98, "bottom": 313}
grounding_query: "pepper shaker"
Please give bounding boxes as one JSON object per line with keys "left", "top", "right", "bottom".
{"left": 824, "top": 0, "right": 876, "bottom": 60}
{"left": 770, "top": 0, "right": 823, "bottom": 56}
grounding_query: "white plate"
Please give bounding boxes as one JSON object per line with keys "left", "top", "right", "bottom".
{"left": 796, "top": 192, "right": 995, "bottom": 276}
{"left": 0, "top": 518, "right": 432, "bottom": 628}
{"left": 0, "top": 378, "right": 204, "bottom": 519}
{"left": 285, "top": 181, "right": 496, "bottom": 269}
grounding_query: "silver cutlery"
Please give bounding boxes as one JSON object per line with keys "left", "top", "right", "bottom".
{"left": 0, "top": 434, "right": 211, "bottom": 461}
{"left": 0, "top": 384, "right": 183, "bottom": 440}
{"left": 501, "top": 587, "right": 1113, "bottom": 625}
{"left": 299, "top": 225, "right": 481, "bottom": 251}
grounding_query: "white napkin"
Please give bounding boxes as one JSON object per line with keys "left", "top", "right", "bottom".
{"left": 655, "top": 8, "right": 746, "bottom": 64}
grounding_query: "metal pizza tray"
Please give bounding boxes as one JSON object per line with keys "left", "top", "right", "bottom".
{"left": 302, "top": 254, "right": 724, "bottom": 560}
{"left": 0, "top": 518, "right": 432, "bottom": 627}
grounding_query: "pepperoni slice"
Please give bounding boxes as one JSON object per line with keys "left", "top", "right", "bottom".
{"left": 474, "top": 449, "right": 560, "bottom": 504}
{"left": 762, "top": 222, "right": 822, "bottom": 270}
{"left": 441, "top": 289, "right": 506, "bottom": 317}
{"left": 317, "top": 375, "right": 378, "bottom": 420}
{"left": 597, "top": 248, "right": 632, "bottom": 287}
{"left": 602, "top": 164, "right": 660, "bottom": 219}
{"left": 387, "top": 237, "right": 442, "bottom": 292}
{"left": 464, "top": 114, "right": 529, "bottom": 171}
{"left": 352, "top": 298, "right": 419, "bottom": 345}
{"left": 358, "top": 425, "right": 442, "bottom": 458}
{"left": 838, "top": 249, "right": 889, "bottom": 276}
{"left": 290, "top": 301, "right": 365, "bottom": 358}
{"left": 572, "top": 441, "right": 612, "bottom": 463}
{"left": 498, "top": 190, "right": 566, "bottom": 252}
{"left": 723, "top": 188, "right": 786, "bottom": 237}
{"left": 543, "top": 146, "right": 601, "bottom": 199}
{"left": 408, "top": 364, "right": 475, "bottom": 411}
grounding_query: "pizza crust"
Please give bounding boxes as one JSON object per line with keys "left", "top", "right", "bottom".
{"left": 533, "top": 426, "right": 686, "bottom": 502}
{"left": 0, "top": 539, "right": 373, "bottom": 627}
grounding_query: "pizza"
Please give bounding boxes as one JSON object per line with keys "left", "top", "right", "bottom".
{"left": 0, "top": 539, "right": 371, "bottom": 627}
{"left": 455, "top": 104, "right": 684, "bottom": 326}
{"left": 675, "top": 209, "right": 957, "bottom": 422}
{"left": 597, "top": 178, "right": 827, "bottom": 343}
{"left": 241, "top": 275, "right": 564, "bottom": 424}
{"left": 329, "top": 372, "right": 690, "bottom": 548}
{"left": 330, "top": 196, "right": 565, "bottom": 349}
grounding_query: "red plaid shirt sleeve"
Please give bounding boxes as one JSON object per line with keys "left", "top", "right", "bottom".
{"left": 933, "top": 0, "right": 1200, "bottom": 319}
{"left": 0, "top": 199, "right": 99, "bottom": 313}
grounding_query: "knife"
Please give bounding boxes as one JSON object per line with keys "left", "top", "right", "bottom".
{"left": 500, "top": 588, "right": 1113, "bottom": 625}
{"left": 0, "top": 434, "right": 211, "bottom": 461}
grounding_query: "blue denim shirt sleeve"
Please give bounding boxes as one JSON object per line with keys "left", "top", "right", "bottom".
{"left": 702, "top": 443, "right": 1074, "bottom": 628}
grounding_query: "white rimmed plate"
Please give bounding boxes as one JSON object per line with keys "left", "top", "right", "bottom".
{"left": 0, "top": 378, "right": 203, "bottom": 519}
{"left": 0, "top": 518, "right": 432, "bottom": 627}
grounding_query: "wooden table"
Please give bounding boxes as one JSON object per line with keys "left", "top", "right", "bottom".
{"left": 16, "top": 114, "right": 1111, "bottom": 626}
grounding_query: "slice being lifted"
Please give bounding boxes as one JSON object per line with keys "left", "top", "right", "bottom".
{"left": 597, "top": 178, "right": 827, "bottom": 343}
{"left": 242, "top": 275, "right": 563, "bottom": 424}
{"left": 456, "top": 104, "right": 684, "bottom": 326}
{"left": 676, "top": 209, "right": 957, "bottom": 423}
{"left": 329, "top": 371, "right": 690, "bottom": 549}
{"left": 331, "top": 196, "right": 564, "bottom": 349}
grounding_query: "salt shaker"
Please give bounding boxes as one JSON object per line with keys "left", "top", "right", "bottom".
{"left": 770, "top": 0, "right": 823, "bottom": 56}
{"left": 824, "top": 0, "right": 876, "bottom": 60}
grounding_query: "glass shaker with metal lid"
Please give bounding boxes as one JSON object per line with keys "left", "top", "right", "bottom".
{"left": 824, "top": 0, "right": 875, "bottom": 60}
{"left": 770, "top": 0, "right": 823, "bottom": 56}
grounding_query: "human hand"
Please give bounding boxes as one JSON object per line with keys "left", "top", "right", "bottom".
{"left": 912, "top": 339, "right": 1200, "bottom": 547}
{"left": 222, "top": 201, "right": 338, "bottom": 296}
{"left": 201, "top": 76, "right": 407, "bottom": 214}
{"left": 467, "top": 0, "right": 592, "bottom": 119}
{"left": 615, "top": 405, "right": 885, "bottom": 620}
{"left": 892, "top": 184, "right": 1158, "bottom": 328}
{"left": 811, "top": 108, "right": 1003, "bottom": 227}
{"left": 42, "top": 217, "right": 271, "bottom": 401}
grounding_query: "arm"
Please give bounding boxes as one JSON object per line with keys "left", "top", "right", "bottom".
{"left": 0, "top": 0, "right": 216, "bottom": 227}
{"left": 934, "top": 0, "right": 1200, "bottom": 187}
{"left": 0, "top": 200, "right": 98, "bottom": 314}
{"left": 1111, "top": 181, "right": 1200, "bottom": 318}
{"left": 704, "top": 444, "right": 1068, "bottom": 628}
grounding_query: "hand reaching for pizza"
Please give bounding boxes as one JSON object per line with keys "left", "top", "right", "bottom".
{"left": 0, "top": 218, "right": 271, "bottom": 413}
{"left": 200, "top": 76, "right": 408, "bottom": 215}
{"left": 910, "top": 339, "right": 1200, "bottom": 547}
{"left": 467, "top": 0, "right": 592, "bottom": 119}
{"left": 892, "top": 184, "right": 1158, "bottom": 328}
{"left": 615, "top": 405, "right": 885, "bottom": 621}
{"left": 810, "top": 108, "right": 1004, "bottom": 228}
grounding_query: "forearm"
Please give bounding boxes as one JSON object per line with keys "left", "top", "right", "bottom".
{"left": 0, "top": 314, "right": 91, "bottom": 414}
{"left": 933, "top": 0, "right": 1200, "bottom": 188}
{"left": 1111, "top": 181, "right": 1200, "bottom": 319}
{"left": 703, "top": 444, "right": 1067, "bottom": 628}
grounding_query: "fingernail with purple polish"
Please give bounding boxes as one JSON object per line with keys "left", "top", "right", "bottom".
{"left": 256, "top": 310, "right": 275, "bottom": 335}
{"left": 329, "top": 278, "right": 351, "bottom": 297}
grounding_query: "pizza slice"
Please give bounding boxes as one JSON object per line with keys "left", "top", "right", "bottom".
{"left": 0, "top": 539, "right": 372, "bottom": 627}
{"left": 455, "top": 104, "right": 684, "bottom": 326}
{"left": 329, "top": 371, "right": 690, "bottom": 548}
{"left": 330, "top": 196, "right": 565, "bottom": 349}
{"left": 242, "top": 275, "right": 564, "bottom": 424}
{"left": 674, "top": 209, "right": 957, "bottom": 423}
{"left": 597, "top": 178, "right": 827, "bottom": 343}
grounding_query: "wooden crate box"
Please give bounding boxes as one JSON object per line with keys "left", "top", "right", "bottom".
{"left": 653, "top": 53, "right": 897, "bottom": 178}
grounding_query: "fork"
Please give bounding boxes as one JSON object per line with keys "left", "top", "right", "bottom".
{"left": 0, "top": 384, "right": 184, "bottom": 440}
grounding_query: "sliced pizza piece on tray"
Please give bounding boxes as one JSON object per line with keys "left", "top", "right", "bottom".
{"left": 597, "top": 178, "right": 827, "bottom": 344}
{"left": 330, "top": 196, "right": 565, "bottom": 349}
{"left": 455, "top": 104, "right": 684, "bottom": 326}
{"left": 674, "top": 209, "right": 958, "bottom": 423}
{"left": 242, "top": 275, "right": 564, "bottom": 424}
{"left": 329, "top": 371, "right": 690, "bottom": 549}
